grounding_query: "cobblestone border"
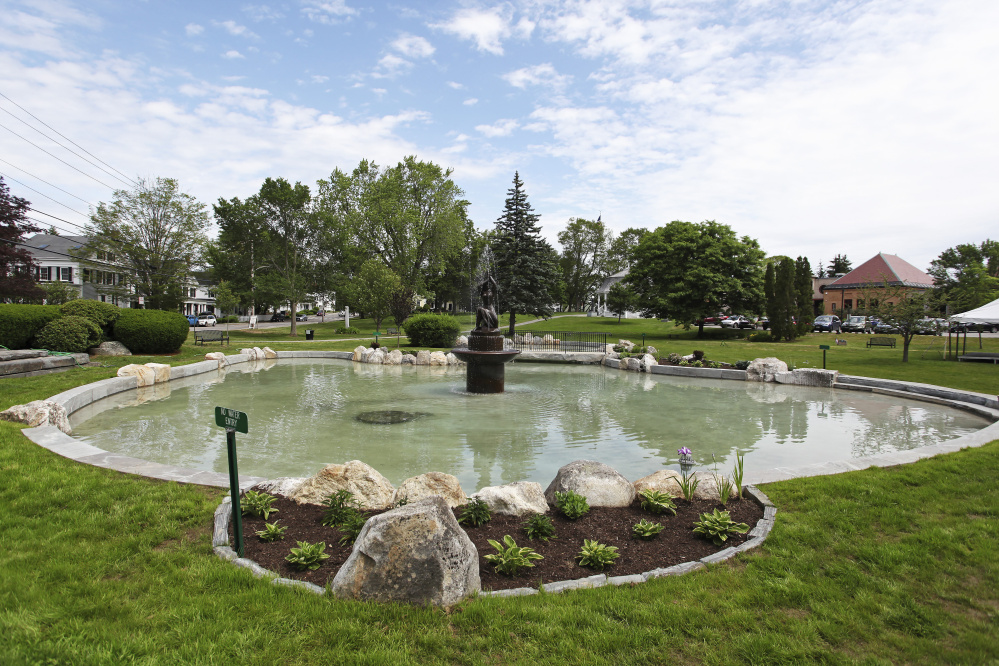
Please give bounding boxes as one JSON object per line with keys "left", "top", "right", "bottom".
{"left": 209, "top": 485, "right": 777, "bottom": 599}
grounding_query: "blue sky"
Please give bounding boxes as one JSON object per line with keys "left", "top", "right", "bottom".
{"left": 1, "top": 0, "right": 996, "bottom": 271}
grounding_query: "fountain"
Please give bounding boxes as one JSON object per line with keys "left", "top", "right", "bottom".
{"left": 451, "top": 271, "right": 520, "bottom": 393}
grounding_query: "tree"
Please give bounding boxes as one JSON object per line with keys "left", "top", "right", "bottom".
{"left": 82, "top": 177, "right": 209, "bottom": 311}
{"left": 558, "top": 217, "right": 611, "bottom": 311}
{"left": 604, "top": 227, "right": 650, "bottom": 275}
{"left": 927, "top": 240, "right": 999, "bottom": 313}
{"left": 389, "top": 286, "right": 416, "bottom": 328}
{"left": 213, "top": 280, "right": 239, "bottom": 331}
{"left": 765, "top": 258, "right": 796, "bottom": 341}
{"left": 492, "top": 172, "right": 559, "bottom": 335}
{"left": 866, "top": 283, "right": 933, "bottom": 363}
{"left": 606, "top": 281, "right": 637, "bottom": 322}
{"left": 795, "top": 257, "right": 813, "bottom": 334}
{"left": 627, "top": 221, "right": 765, "bottom": 337}
{"left": 208, "top": 195, "right": 276, "bottom": 316}
{"left": 827, "top": 254, "right": 852, "bottom": 276}
{"left": 350, "top": 259, "right": 402, "bottom": 331}
{"left": 0, "top": 177, "right": 44, "bottom": 303}
{"left": 41, "top": 281, "right": 79, "bottom": 305}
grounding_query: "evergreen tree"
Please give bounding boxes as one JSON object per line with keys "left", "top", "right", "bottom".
{"left": 795, "top": 256, "right": 813, "bottom": 334}
{"left": 766, "top": 258, "right": 797, "bottom": 341}
{"left": 827, "top": 254, "right": 852, "bottom": 276}
{"left": 492, "top": 172, "right": 558, "bottom": 334}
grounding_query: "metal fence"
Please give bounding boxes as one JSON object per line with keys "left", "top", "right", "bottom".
{"left": 506, "top": 330, "right": 608, "bottom": 352}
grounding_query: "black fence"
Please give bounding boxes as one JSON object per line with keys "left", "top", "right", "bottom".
{"left": 506, "top": 330, "right": 608, "bottom": 352}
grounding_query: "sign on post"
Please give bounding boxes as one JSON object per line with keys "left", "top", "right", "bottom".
{"left": 819, "top": 344, "right": 830, "bottom": 369}
{"left": 215, "top": 406, "right": 248, "bottom": 434}
{"left": 215, "top": 406, "right": 248, "bottom": 556}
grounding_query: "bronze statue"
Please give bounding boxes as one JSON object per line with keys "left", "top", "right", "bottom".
{"left": 475, "top": 273, "right": 499, "bottom": 332}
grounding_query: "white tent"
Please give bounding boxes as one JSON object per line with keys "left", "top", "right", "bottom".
{"left": 951, "top": 297, "right": 999, "bottom": 326}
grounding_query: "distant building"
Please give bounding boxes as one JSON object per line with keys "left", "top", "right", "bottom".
{"left": 820, "top": 253, "right": 934, "bottom": 315}
{"left": 591, "top": 270, "right": 642, "bottom": 318}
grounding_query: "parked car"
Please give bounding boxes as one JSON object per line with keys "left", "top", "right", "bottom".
{"left": 720, "top": 315, "right": 755, "bottom": 329}
{"left": 915, "top": 318, "right": 946, "bottom": 335}
{"left": 186, "top": 314, "right": 199, "bottom": 327}
{"left": 269, "top": 311, "right": 287, "bottom": 322}
{"left": 756, "top": 317, "right": 769, "bottom": 330}
{"left": 812, "top": 314, "right": 841, "bottom": 332}
{"left": 696, "top": 314, "right": 726, "bottom": 326}
{"left": 841, "top": 315, "right": 871, "bottom": 333}
{"left": 873, "top": 319, "right": 898, "bottom": 334}
{"left": 196, "top": 313, "right": 217, "bottom": 327}
{"left": 296, "top": 313, "right": 308, "bottom": 321}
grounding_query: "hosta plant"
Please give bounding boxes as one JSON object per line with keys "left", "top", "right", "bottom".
{"left": 638, "top": 489, "right": 677, "bottom": 515}
{"left": 483, "top": 535, "right": 544, "bottom": 576}
{"left": 554, "top": 490, "right": 590, "bottom": 520}
{"left": 242, "top": 490, "right": 278, "bottom": 520}
{"left": 576, "top": 539, "right": 619, "bottom": 570}
{"left": 458, "top": 498, "right": 492, "bottom": 527}
{"left": 632, "top": 519, "right": 664, "bottom": 540}
{"left": 523, "top": 513, "right": 556, "bottom": 541}
{"left": 693, "top": 509, "right": 750, "bottom": 546}
{"left": 322, "top": 489, "right": 361, "bottom": 527}
{"left": 337, "top": 511, "right": 368, "bottom": 546}
{"left": 255, "top": 521, "right": 288, "bottom": 542}
{"left": 285, "top": 541, "right": 330, "bottom": 571}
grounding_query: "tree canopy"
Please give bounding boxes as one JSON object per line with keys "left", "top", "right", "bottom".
{"left": 557, "top": 217, "right": 611, "bottom": 311}
{"left": 0, "top": 177, "right": 43, "bottom": 303}
{"left": 927, "top": 240, "right": 999, "bottom": 313}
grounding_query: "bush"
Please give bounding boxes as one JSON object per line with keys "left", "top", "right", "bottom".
{"left": 403, "top": 313, "right": 461, "bottom": 348}
{"left": 735, "top": 360, "right": 751, "bottom": 370}
{"left": 60, "top": 299, "right": 120, "bottom": 338}
{"left": 218, "top": 315, "right": 240, "bottom": 324}
{"left": 112, "top": 309, "right": 189, "bottom": 354}
{"left": 747, "top": 332, "right": 773, "bottom": 343}
{"left": 0, "top": 304, "right": 63, "bottom": 349}
{"left": 335, "top": 326, "right": 359, "bottom": 335}
{"left": 34, "top": 315, "right": 101, "bottom": 353}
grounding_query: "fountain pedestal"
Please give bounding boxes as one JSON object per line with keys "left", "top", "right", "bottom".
{"left": 452, "top": 331, "right": 520, "bottom": 394}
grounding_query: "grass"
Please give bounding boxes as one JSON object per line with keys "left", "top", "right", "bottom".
{"left": 1, "top": 319, "right": 997, "bottom": 663}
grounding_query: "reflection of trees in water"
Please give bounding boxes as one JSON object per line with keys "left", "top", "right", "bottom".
{"left": 848, "top": 405, "right": 956, "bottom": 457}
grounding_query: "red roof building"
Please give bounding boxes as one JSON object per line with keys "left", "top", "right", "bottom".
{"left": 821, "top": 253, "right": 934, "bottom": 315}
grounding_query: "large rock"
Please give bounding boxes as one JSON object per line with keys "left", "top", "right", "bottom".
{"left": 401, "top": 353, "right": 417, "bottom": 365}
{"left": 445, "top": 352, "right": 461, "bottom": 365}
{"left": 544, "top": 460, "right": 636, "bottom": 507}
{"left": 262, "top": 346, "right": 278, "bottom": 360}
{"left": 416, "top": 350, "right": 431, "bottom": 365}
{"left": 0, "top": 400, "right": 71, "bottom": 434}
{"left": 118, "top": 363, "right": 155, "bottom": 387}
{"left": 633, "top": 469, "right": 722, "bottom": 501}
{"left": 623, "top": 357, "right": 641, "bottom": 372}
{"left": 253, "top": 477, "right": 307, "bottom": 497}
{"left": 286, "top": 461, "right": 396, "bottom": 510}
{"left": 393, "top": 471, "right": 465, "bottom": 508}
{"left": 775, "top": 368, "right": 839, "bottom": 387}
{"left": 364, "top": 348, "right": 386, "bottom": 364}
{"left": 746, "top": 357, "right": 788, "bottom": 382}
{"left": 353, "top": 346, "right": 367, "bottom": 362}
{"left": 472, "top": 481, "right": 548, "bottom": 516}
{"left": 89, "top": 341, "right": 131, "bottom": 356}
{"left": 145, "top": 362, "right": 171, "bottom": 384}
{"left": 330, "top": 497, "right": 480, "bottom": 607}
{"left": 640, "top": 353, "right": 658, "bottom": 372}
{"left": 428, "top": 351, "right": 448, "bottom": 366}
{"left": 455, "top": 335, "right": 468, "bottom": 347}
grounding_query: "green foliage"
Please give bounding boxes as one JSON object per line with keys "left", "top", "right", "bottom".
{"left": 60, "top": 299, "right": 120, "bottom": 336}
{"left": 677, "top": 470, "right": 700, "bottom": 501}
{"left": 40, "top": 281, "right": 79, "bottom": 305}
{"left": 242, "top": 490, "right": 278, "bottom": 520}
{"left": 606, "top": 281, "right": 638, "bottom": 322}
{"left": 732, "top": 451, "right": 745, "bottom": 501}
{"left": 112, "top": 308, "right": 189, "bottom": 354}
{"left": 766, "top": 257, "right": 799, "bottom": 341}
{"left": 576, "top": 539, "right": 620, "bottom": 569}
{"left": 632, "top": 519, "right": 664, "bottom": 540}
{"left": 334, "top": 325, "right": 359, "bottom": 334}
{"left": 34, "top": 315, "right": 101, "bottom": 353}
{"left": 692, "top": 508, "right": 750, "bottom": 546}
{"left": 734, "top": 359, "right": 751, "bottom": 370}
{"left": 638, "top": 489, "right": 677, "bottom": 515}
{"left": 483, "top": 534, "right": 543, "bottom": 576}
{"left": 321, "top": 489, "right": 361, "bottom": 527}
{"left": 337, "top": 511, "right": 367, "bottom": 546}
{"left": 458, "top": 497, "right": 492, "bottom": 527}
{"left": 255, "top": 521, "right": 287, "bottom": 542}
{"left": 747, "top": 331, "right": 773, "bottom": 343}
{"left": 558, "top": 217, "right": 612, "bottom": 311}
{"left": 666, "top": 352, "right": 683, "bottom": 364}
{"left": 402, "top": 313, "right": 461, "bottom": 347}
{"left": 350, "top": 259, "right": 403, "bottom": 331}
{"left": 554, "top": 490, "right": 590, "bottom": 520}
{"left": 285, "top": 541, "right": 330, "bottom": 571}
{"left": 522, "top": 513, "right": 556, "bottom": 541}
{"left": 0, "top": 304, "right": 63, "bottom": 348}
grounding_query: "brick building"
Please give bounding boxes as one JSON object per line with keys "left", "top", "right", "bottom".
{"left": 820, "top": 253, "right": 934, "bottom": 315}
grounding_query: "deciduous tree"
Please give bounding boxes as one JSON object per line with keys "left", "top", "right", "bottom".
{"left": 558, "top": 217, "right": 611, "bottom": 311}
{"left": 606, "top": 281, "right": 637, "bottom": 322}
{"left": 604, "top": 227, "right": 650, "bottom": 275}
{"left": 0, "top": 177, "right": 44, "bottom": 303}
{"left": 927, "top": 240, "right": 999, "bottom": 313}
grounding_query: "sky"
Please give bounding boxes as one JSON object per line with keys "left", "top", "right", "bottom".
{"left": 1, "top": 0, "right": 996, "bottom": 273}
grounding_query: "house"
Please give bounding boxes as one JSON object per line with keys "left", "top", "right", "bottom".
{"left": 590, "top": 270, "right": 642, "bottom": 318}
{"left": 820, "top": 253, "right": 934, "bottom": 315}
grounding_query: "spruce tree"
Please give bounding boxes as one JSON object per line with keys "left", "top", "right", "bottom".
{"left": 492, "top": 172, "right": 557, "bottom": 334}
{"left": 795, "top": 256, "right": 813, "bottom": 335}
{"left": 766, "top": 258, "right": 797, "bottom": 341}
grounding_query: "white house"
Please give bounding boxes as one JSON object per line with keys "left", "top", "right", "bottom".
{"left": 590, "top": 269, "right": 642, "bottom": 318}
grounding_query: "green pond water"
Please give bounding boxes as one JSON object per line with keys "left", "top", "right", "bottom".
{"left": 70, "top": 359, "right": 989, "bottom": 492}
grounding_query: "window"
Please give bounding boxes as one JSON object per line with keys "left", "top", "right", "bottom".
{"left": 830, "top": 303, "right": 837, "bottom": 311}
{"left": 35, "top": 266, "right": 51, "bottom": 281}
{"left": 844, "top": 299, "right": 852, "bottom": 310}
{"left": 60, "top": 267, "right": 73, "bottom": 282}
{"left": 189, "top": 288, "right": 197, "bottom": 298}
{"left": 857, "top": 299, "right": 864, "bottom": 309}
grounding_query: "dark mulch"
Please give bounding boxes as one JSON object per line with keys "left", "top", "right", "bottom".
{"left": 229, "top": 495, "right": 763, "bottom": 592}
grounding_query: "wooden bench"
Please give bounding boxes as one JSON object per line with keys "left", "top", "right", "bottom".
{"left": 866, "top": 336, "right": 896, "bottom": 348}
{"left": 958, "top": 352, "right": 999, "bottom": 364}
{"left": 387, "top": 328, "right": 400, "bottom": 335}
{"left": 194, "top": 329, "right": 229, "bottom": 346}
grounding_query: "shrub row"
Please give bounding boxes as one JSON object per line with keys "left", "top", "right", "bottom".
{"left": 0, "top": 304, "right": 62, "bottom": 349}
{"left": 403, "top": 313, "right": 461, "bottom": 348}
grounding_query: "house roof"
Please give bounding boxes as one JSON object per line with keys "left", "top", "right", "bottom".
{"left": 595, "top": 269, "right": 629, "bottom": 295}
{"left": 23, "top": 234, "right": 90, "bottom": 261}
{"left": 824, "top": 253, "right": 934, "bottom": 290}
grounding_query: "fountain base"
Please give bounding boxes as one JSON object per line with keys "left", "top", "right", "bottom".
{"left": 451, "top": 330, "right": 520, "bottom": 393}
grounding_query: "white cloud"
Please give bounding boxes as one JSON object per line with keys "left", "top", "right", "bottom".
{"left": 463, "top": 98, "right": 478, "bottom": 106}
{"left": 185, "top": 23, "right": 204, "bottom": 37}
{"left": 242, "top": 5, "right": 284, "bottom": 22}
{"left": 214, "top": 20, "right": 258, "bottom": 39}
{"left": 310, "top": 74, "right": 329, "bottom": 83}
{"left": 502, "top": 63, "right": 570, "bottom": 90}
{"left": 392, "top": 34, "right": 434, "bottom": 59}
{"left": 222, "top": 50, "right": 245, "bottom": 59}
{"left": 447, "top": 81, "right": 464, "bottom": 90}
{"left": 301, "top": 0, "right": 357, "bottom": 25}
{"left": 476, "top": 119, "right": 518, "bottom": 137}
{"left": 434, "top": 7, "right": 511, "bottom": 55}
{"left": 373, "top": 53, "right": 410, "bottom": 78}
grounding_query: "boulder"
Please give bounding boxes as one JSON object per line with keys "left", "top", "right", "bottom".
{"left": 262, "top": 346, "right": 278, "bottom": 359}
{"left": 89, "top": 341, "right": 131, "bottom": 356}
{"left": 385, "top": 349, "right": 403, "bottom": 365}
{"left": 617, "top": 339, "right": 635, "bottom": 352}
{"left": 472, "top": 481, "right": 548, "bottom": 516}
{"left": 0, "top": 400, "right": 71, "bottom": 434}
{"left": 640, "top": 354, "right": 658, "bottom": 371}
{"left": 624, "top": 357, "right": 642, "bottom": 372}
{"left": 205, "top": 352, "right": 226, "bottom": 364}
{"left": 330, "top": 497, "right": 480, "bottom": 607}
{"left": 746, "top": 357, "right": 788, "bottom": 382}
{"left": 393, "top": 471, "right": 465, "bottom": 508}
{"left": 605, "top": 343, "right": 616, "bottom": 354}
{"left": 544, "top": 460, "right": 636, "bottom": 507}
{"left": 145, "top": 362, "right": 171, "bottom": 384}
{"left": 365, "top": 349, "right": 386, "bottom": 364}
{"left": 503, "top": 337, "right": 516, "bottom": 350}
{"left": 117, "top": 364, "right": 155, "bottom": 387}
{"left": 401, "top": 353, "right": 417, "bottom": 365}
{"left": 542, "top": 334, "right": 555, "bottom": 344}
{"left": 775, "top": 368, "right": 839, "bottom": 387}
{"left": 416, "top": 350, "right": 431, "bottom": 365}
{"left": 286, "top": 460, "right": 396, "bottom": 510}
{"left": 633, "top": 469, "right": 721, "bottom": 501}
{"left": 428, "top": 351, "right": 448, "bottom": 366}
{"left": 353, "top": 346, "right": 367, "bottom": 362}
{"left": 252, "top": 477, "right": 307, "bottom": 497}
{"left": 647, "top": 346, "right": 658, "bottom": 356}
{"left": 455, "top": 335, "right": 468, "bottom": 347}
{"left": 445, "top": 352, "right": 461, "bottom": 365}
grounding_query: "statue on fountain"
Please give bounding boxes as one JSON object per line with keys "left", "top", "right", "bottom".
{"left": 474, "top": 273, "right": 499, "bottom": 333}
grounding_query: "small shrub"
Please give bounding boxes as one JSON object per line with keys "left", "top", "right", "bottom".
{"left": 576, "top": 539, "right": 619, "bottom": 569}
{"left": 632, "top": 519, "right": 664, "bottom": 540}
{"left": 638, "top": 489, "right": 677, "bottom": 516}
{"left": 335, "top": 325, "right": 359, "bottom": 334}
{"left": 256, "top": 521, "right": 287, "bottom": 542}
{"left": 321, "top": 489, "right": 361, "bottom": 527}
{"left": 0, "top": 304, "right": 63, "bottom": 349}
{"left": 554, "top": 490, "right": 590, "bottom": 520}
{"left": 112, "top": 308, "right": 189, "bottom": 354}
{"left": 747, "top": 332, "right": 773, "bottom": 343}
{"left": 693, "top": 509, "right": 750, "bottom": 546}
{"left": 692, "top": 350, "right": 704, "bottom": 361}
{"left": 337, "top": 511, "right": 368, "bottom": 546}
{"left": 666, "top": 352, "right": 682, "bottom": 364}
{"left": 731, "top": 451, "right": 745, "bottom": 501}
{"left": 61, "top": 299, "right": 120, "bottom": 336}
{"left": 242, "top": 490, "right": 278, "bottom": 519}
{"left": 285, "top": 541, "right": 330, "bottom": 570}
{"left": 403, "top": 313, "right": 462, "bottom": 348}
{"left": 483, "top": 535, "right": 543, "bottom": 576}
{"left": 734, "top": 360, "right": 751, "bottom": 370}
{"left": 458, "top": 498, "right": 492, "bottom": 527}
{"left": 523, "top": 513, "right": 556, "bottom": 541}
{"left": 395, "top": 495, "right": 409, "bottom": 507}
{"left": 218, "top": 315, "right": 240, "bottom": 324}
{"left": 677, "top": 470, "right": 700, "bottom": 501}
{"left": 34, "top": 315, "right": 101, "bottom": 353}
{"left": 690, "top": 360, "right": 703, "bottom": 368}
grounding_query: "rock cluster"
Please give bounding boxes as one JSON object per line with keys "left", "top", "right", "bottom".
{"left": 350, "top": 346, "right": 462, "bottom": 366}
{"left": 89, "top": 341, "right": 131, "bottom": 356}
{"left": 0, "top": 400, "right": 71, "bottom": 434}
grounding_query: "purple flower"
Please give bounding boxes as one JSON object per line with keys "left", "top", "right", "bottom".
{"left": 677, "top": 447, "right": 692, "bottom": 456}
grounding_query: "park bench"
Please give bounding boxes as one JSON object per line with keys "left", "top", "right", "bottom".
{"left": 194, "top": 329, "right": 229, "bottom": 346}
{"left": 387, "top": 327, "right": 400, "bottom": 335}
{"left": 866, "top": 336, "right": 896, "bottom": 349}
{"left": 958, "top": 352, "right": 999, "bottom": 364}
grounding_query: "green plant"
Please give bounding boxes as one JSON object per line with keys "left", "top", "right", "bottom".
{"left": 576, "top": 539, "right": 620, "bottom": 569}
{"left": 693, "top": 509, "right": 750, "bottom": 546}
{"left": 677, "top": 469, "right": 700, "bottom": 501}
{"left": 337, "top": 511, "right": 367, "bottom": 546}
{"left": 402, "top": 313, "right": 462, "bottom": 348}
{"left": 395, "top": 495, "right": 409, "bottom": 507}
{"left": 483, "top": 535, "right": 543, "bottom": 576}
{"left": 632, "top": 519, "right": 664, "bottom": 540}
{"left": 638, "top": 489, "right": 677, "bottom": 515}
{"left": 112, "top": 309, "right": 189, "bottom": 354}
{"left": 734, "top": 360, "right": 751, "bottom": 370}
{"left": 554, "top": 490, "right": 590, "bottom": 520}
{"left": 666, "top": 352, "right": 682, "bottom": 364}
{"left": 34, "top": 315, "right": 102, "bottom": 353}
{"left": 335, "top": 325, "right": 359, "bottom": 334}
{"left": 731, "top": 451, "right": 745, "bottom": 501}
{"left": 523, "top": 513, "right": 556, "bottom": 541}
{"left": 255, "top": 521, "right": 287, "bottom": 542}
{"left": 285, "top": 541, "right": 330, "bottom": 571}
{"left": 458, "top": 497, "right": 492, "bottom": 527}
{"left": 690, "top": 360, "right": 703, "bottom": 368}
{"left": 321, "top": 489, "right": 361, "bottom": 527}
{"left": 242, "top": 490, "right": 278, "bottom": 519}
{"left": 60, "top": 299, "right": 120, "bottom": 336}
{"left": 0, "top": 303, "right": 63, "bottom": 349}
{"left": 747, "top": 331, "right": 774, "bottom": 343}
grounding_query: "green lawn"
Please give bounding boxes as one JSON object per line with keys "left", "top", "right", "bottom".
{"left": 1, "top": 322, "right": 997, "bottom": 664}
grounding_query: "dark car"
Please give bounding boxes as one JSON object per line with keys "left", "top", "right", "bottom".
{"left": 269, "top": 311, "right": 287, "bottom": 322}
{"left": 841, "top": 315, "right": 871, "bottom": 333}
{"left": 812, "top": 315, "right": 841, "bottom": 332}
{"left": 873, "top": 319, "right": 897, "bottom": 334}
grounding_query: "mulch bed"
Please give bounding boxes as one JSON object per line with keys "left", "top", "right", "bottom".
{"left": 229, "top": 495, "right": 763, "bottom": 592}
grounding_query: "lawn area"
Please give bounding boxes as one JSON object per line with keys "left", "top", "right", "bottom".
{"left": 1, "top": 321, "right": 997, "bottom": 664}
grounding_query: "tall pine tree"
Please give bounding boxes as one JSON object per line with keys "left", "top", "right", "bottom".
{"left": 795, "top": 256, "right": 813, "bottom": 334}
{"left": 492, "top": 172, "right": 558, "bottom": 335}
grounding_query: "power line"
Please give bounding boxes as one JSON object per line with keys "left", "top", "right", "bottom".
{"left": 26, "top": 207, "right": 90, "bottom": 233}
{"left": 0, "top": 90, "right": 137, "bottom": 187}
{"left": 0, "top": 157, "right": 95, "bottom": 207}
{"left": 0, "top": 121, "right": 117, "bottom": 190}
{"left": 0, "top": 171, "right": 89, "bottom": 218}
{"left": 4, "top": 237, "right": 199, "bottom": 280}
{"left": 27, "top": 217, "right": 80, "bottom": 236}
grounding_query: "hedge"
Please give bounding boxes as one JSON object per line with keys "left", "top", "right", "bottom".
{"left": 113, "top": 309, "right": 190, "bottom": 354}
{"left": 402, "top": 313, "right": 462, "bottom": 348}
{"left": 61, "top": 299, "right": 121, "bottom": 337}
{"left": 0, "top": 304, "right": 63, "bottom": 349}
{"left": 35, "top": 316, "right": 102, "bottom": 353}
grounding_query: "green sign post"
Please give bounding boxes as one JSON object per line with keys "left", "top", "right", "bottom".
{"left": 215, "top": 406, "right": 248, "bottom": 556}
{"left": 819, "top": 344, "right": 830, "bottom": 369}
